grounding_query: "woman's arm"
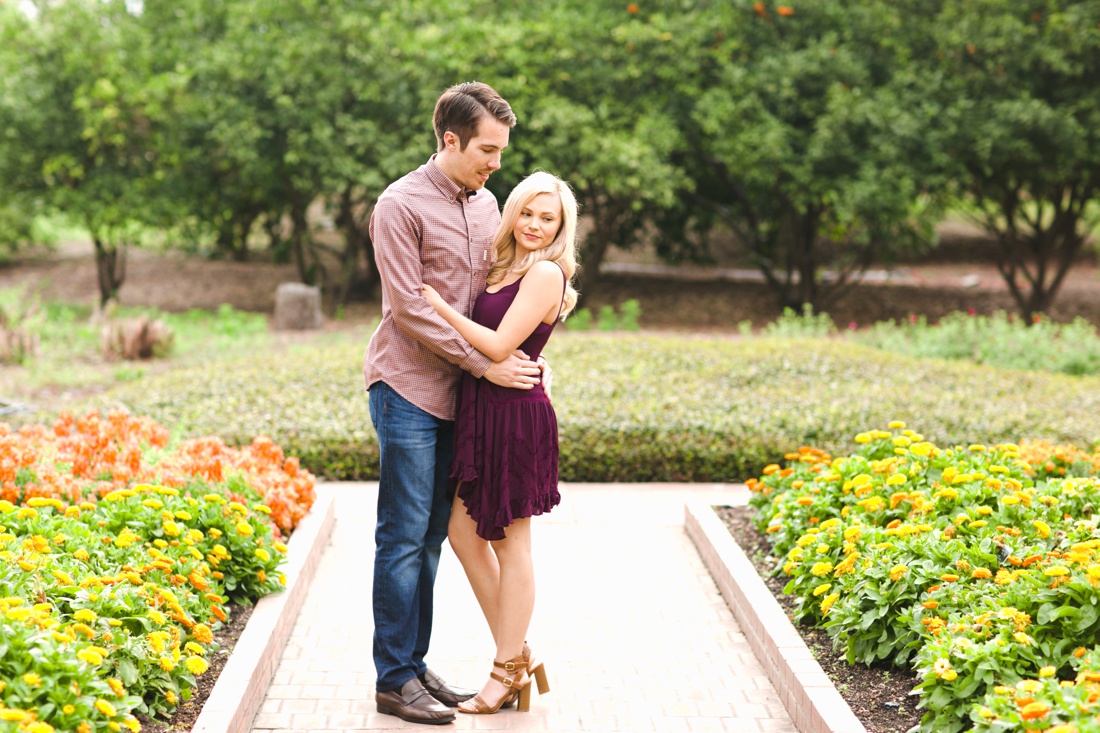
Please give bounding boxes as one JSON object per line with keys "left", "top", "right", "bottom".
{"left": 422, "top": 261, "right": 564, "bottom": 363}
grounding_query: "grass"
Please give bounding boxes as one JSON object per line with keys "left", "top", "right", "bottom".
{"left": 7, "top": 290, "right": 1100, "bottom": 483}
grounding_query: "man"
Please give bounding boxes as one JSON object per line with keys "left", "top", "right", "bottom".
{"left": 363, "top": 81, "right": 541, "bottom": 725}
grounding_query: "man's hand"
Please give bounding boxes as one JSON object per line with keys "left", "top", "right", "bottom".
{"left": 538, "top": 355, "right": 553, "bottom": 403}
{"left": 483, "top": 350, "right": 541, "bottom": 390}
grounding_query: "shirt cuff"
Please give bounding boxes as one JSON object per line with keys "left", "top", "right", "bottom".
{"left": 460, "top": 349, "right": 493, "bottom": 378}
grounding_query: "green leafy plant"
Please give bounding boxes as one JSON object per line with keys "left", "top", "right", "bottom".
{"left": 763, "top": 305, "right": 837, "bottom": 339}
{"left": 748, "top": 424, "right": 1100, "bottom": 732}
{"left": 854, "top": 311, "right": 1100, "bottom": 376}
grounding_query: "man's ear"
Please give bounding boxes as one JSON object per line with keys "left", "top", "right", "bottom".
{"left": 442, "top": 131, "right": 458, "bottom": 151}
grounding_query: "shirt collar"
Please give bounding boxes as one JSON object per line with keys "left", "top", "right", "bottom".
{"left": 426, "top": 154, "right": 478, "bottom": 203}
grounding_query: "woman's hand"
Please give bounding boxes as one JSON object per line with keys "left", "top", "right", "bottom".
{"left": 422, "top": 283, "right": 444, "bottom": 311}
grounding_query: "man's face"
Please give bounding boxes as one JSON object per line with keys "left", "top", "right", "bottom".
{"left": 441, "top": 115, "right": 510, "bottom": 191}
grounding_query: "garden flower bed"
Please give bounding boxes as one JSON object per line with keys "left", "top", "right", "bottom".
{"left": 0, "top": 409, "right": 316, "bottom": 733}
{"left": 745, "top": 423, "right": 1100, "bottom": 732}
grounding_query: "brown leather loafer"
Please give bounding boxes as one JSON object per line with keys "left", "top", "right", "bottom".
{"left": 376, "top": 677, "right": 455, "bottom": 725}
{"left": 421, "top": 668, "right": 478, "bottom": 707}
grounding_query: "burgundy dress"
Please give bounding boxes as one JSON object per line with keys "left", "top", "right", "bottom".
{"left": 450, "top": 272, "right": 565, "bottom": 540}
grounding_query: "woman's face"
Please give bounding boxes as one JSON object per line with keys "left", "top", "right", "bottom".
{"left": 513, "top": 193, "right": 563, "bottom": 255}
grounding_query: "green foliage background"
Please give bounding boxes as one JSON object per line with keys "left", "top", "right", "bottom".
{"left": 3, "top": 0, "right": 1099, "bottom": 316}
{"left": 86, "top": 334, "right": 1100, "bottom": 482}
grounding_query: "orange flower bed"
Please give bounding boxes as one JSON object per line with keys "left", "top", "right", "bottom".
{"left": 1, "top": 408, "right": 315, "bottom": 535}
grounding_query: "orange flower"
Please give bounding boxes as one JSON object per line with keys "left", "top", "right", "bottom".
{"left": 777, "top": 5, "right": 794, "bottom": 15}
{"left": 754, "top": 2, "right": 766, "bottom": 16}
{"left": 1019, "top": 701, "right": 1050, "bottom": 721}
{"left": 627, "top": 2, "right": 638, "bottom": 12}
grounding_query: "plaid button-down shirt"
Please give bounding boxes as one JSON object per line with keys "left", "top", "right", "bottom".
{"left": 363, "top": 155, "right": 498, "bottom": 420}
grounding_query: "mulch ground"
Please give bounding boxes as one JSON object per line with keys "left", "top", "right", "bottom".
{"left": 136, "top": 603, "right": 253, "bottom": 733}
{"left": 717, "top": 505, "right": 924, "bottom": 733}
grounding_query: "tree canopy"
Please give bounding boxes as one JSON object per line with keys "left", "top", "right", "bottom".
{"left": 2, "top": 0, "right": 1099, "bottom": 318}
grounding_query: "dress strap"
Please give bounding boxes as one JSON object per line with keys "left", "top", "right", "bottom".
{"left": 552, "top": 262, "right": 567, "bottom": 322}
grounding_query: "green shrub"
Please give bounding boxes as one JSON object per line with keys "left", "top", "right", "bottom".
{"left": 853, "top": 311, "right": 1100, "bottom": 376}
{"left": 597, "top": 305, "right": 618, "bottom": 331}
{"left": 764, "top": 304, "right": 838, "bottom": 339}
{"left": 80, "top": 335, "right": 1100, "bottom": 482}
{"left": 565, "top": 300, "right": 642, "bottom": 332}
{"left": 565, "top": 307, "right": 593, "bottom": 331}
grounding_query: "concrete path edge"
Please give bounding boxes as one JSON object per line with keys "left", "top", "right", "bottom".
{"left": 685, "top": 502, "right": 868, "bottom": 733}
{"left": 191, "top": 486, "right": 337, "bottom": 733}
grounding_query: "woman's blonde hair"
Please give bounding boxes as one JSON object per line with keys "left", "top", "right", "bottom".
{"left": 487, "top": 171, "right": 579, "bottom": 318}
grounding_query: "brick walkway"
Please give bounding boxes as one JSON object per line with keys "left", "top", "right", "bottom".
{"left": 249, "top": 483, "right": 797, "bottom": 732}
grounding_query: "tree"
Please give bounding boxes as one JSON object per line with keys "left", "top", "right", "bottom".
{"left": 930, "top": 0, "right": 1100, "bottom": 320}
{"left": 457, "top": 2, "right": 690, "bottom": 302}
{"left": 1, "top": 0, "right": 182, "bottom": 306}
{"left": 668, "top": 1, "right": 942, "bottom": 312}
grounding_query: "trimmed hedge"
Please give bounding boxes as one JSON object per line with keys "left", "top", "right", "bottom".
{"left": 83, "top": 334, "right": 1100, "bottom": 482}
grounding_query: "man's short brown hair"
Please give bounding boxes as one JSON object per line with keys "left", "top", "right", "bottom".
{"left": 433, "top": 82, "right": 517, "bottom": 151}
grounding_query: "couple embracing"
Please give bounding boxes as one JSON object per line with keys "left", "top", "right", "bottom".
{"left": 362, "top": 81, "right": 577, "bottom": 724}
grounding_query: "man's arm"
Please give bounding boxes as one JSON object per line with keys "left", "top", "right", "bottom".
{"left": 372, "top": 197, "right": 539, "bottom": 388}
{"left": 372, "top": 197, "right": 493, "bottom": 375}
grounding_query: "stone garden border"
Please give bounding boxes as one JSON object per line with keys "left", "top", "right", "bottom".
{"left": 685, "top": 500, "right": 868, "bottom": 733}
{"left": 191, "top": 487, "right": 337, "bottom": 733}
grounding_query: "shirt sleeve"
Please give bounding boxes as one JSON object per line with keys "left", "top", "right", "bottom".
{"left": 371, "top": 197, "right": 493, "bottom": 377}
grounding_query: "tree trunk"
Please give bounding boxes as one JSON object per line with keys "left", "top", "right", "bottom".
{"left": 333, "top": 187, "right": 379, "bottom": 307}
{"left": 92, "top": 235, "right": 127, "bottom": 307}
{"left": 991, "top": 196, "right": 1087, "bottom": 323}
{"left": 575, "top": 197, "right": 634, "bottom": 309}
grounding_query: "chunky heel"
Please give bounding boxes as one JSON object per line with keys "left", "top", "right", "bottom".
{"left": 517, "top": 681, "right": 532, "bottom": 712}
{"left": 531, "top": 662, "right": 550, "bottom": 695}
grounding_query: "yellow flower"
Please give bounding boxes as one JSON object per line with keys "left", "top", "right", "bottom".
{"left": 236, "top": 521, "right": 254, "bottom": 536}
{"left": 165, "top": 690, "right": 178, "bottom": 705}
{"left": 1039, "top": 666, "right": 1056, "bottom": 678}
{"left": 148, "top": 631, "right": 168, "bottom": 654}
{"left": 1044, "top": 566, "right": 1070, "bottom": 577}
{"left": 95, "top": 699, "right": 118, "bottom": 717}
{"left": 1033, "top": 520, "right": 1051, "bottom": 538}
{"left": 889, "top": 565, "right": 908, "bottom": 582}
{"left": 74, "top": 609, "right": 97, "bottom": 623}
{"left": 185, "top": 656, "right": 209, "bottom": 675}
{"left": 162, "top": 521, "right": 181, "bottom": 537}
{"left": 159, "top": 657, "right": 176, "bottom": 672}
{"left": 971, "top": 568, "right": 992, "bottom": 579}
{"left": 72, "top": 622, "right": 95, "bottom": 638}
{"left": 942, "top": 669, "right": 957, "bottom": 681}
{"left": 0, "top": 709, "right": 31, "bottom": 723}
{"left": 73, "top": 549, "right": 90, "bottom": 561}
{"left": 108, "top": 678, "right": 126, "bottom": 696}
{"left": 1014, "top": 631, "right": 1034, "bottom": 645}
{"left": 22, "top": 672, "right": 42, "bottom": 686}
{"left": 886, "top": 474, "right": 907, "bottom": 486}
{"left": 77, "top": 649, "right": 104, "bottom": 665}
{"left": 811, "top": 562, "right": 833, "bottom": 577}
{"left": 820, "top": 593, "right": 839, "bottom": 614}
{"left": 888, "top": 421, "right": 906, "bottom": 429}
{"left": 255, "top": 548, "right": 271, "bottom": 562}
{"left": 813, "top": 583, "right": 832, "bottom": 597}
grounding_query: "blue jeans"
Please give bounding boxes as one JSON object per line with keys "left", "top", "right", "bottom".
{"left": 368, "top": 382, "right": 455, "bottom": 692}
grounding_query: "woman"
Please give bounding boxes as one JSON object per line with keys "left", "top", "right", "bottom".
{"left": 421, "top": 171, "right": 578, "bottom": 715}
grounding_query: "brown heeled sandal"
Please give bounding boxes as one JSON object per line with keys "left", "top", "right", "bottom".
{"left": 457, "top": 653, "right": 531, "bottom": 715}
{"left": 523, "top": 643, "right": 550, "bottom": 697}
